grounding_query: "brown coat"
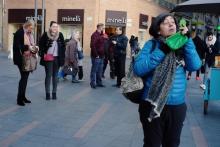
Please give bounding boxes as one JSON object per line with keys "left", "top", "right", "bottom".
{"left": 64, "top": 39, "right": 78, "bottom": 69}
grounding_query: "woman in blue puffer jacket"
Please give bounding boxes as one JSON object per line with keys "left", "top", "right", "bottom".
{"left": 133, "top": 13, "right": 201, "bottom": 147}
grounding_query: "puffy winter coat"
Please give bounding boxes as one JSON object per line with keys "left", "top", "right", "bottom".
{"left": 133, "top": 38, "right": 201, "bottom": 105}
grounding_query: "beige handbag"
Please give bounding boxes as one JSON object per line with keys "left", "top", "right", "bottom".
{"left": 22, "top": 54, "right": 37, "bottom": 72}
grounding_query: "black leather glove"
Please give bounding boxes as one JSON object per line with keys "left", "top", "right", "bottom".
{"left": 46, "top": 40, "right": 53, "bottom": 48}
{"left": 185, "top": 31, "right": 191, "bottom": 38}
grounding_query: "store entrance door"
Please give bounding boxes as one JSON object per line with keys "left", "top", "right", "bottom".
{"left": 105, "top": 26, "right": 126, "bottom": 37}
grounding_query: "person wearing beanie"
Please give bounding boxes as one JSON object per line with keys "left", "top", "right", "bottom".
{"left": 133, "top": 13, "right": 201, "bottom": 147}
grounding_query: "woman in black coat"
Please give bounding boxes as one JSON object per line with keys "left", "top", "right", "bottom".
{"left": 13, "top": 20, "right": 35, "bottom": 106}
{"left": 39, "top": 21, "right": 65, "bottom": 100}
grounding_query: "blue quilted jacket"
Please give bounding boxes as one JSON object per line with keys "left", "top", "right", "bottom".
{"left": 133, "top": 38, "right": 201, "bottom": 105}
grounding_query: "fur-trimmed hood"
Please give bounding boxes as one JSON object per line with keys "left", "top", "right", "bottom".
{"left": 206, "top": 35, "right": 217, "bottom": 47}
{"left": 47, "top": 30, "right": 59, "bottom": 41}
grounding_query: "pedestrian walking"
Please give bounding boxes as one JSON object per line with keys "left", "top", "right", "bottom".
{"left": 133, "top": 13, "right": 201, "bottom": 147}
{"left": 102, "top": 33, "right": 109, "bottom": 78}
{"left": 90, "top": 23, "right": 105, "bottom": 89}
{"left": 39, "top": 21, "right": 65, "bottom": 100}
{"left": 13, "top": 20, "right": 37, "bottom": 106}
{"left": 200, "top": 32, "right": 219, "bottom": 90}
{"left": 64, "top": 31, "right": 79, "bottom": 83}
{"left": 129, "top": 35, "right": 139, "bottom": 57}
{"left": 77, "top": 39, "right": 84, "bottom": 81}
{"left": 112, "top": 27, "right": 128, "bottom": 88}
{"left": 108, "top": 33, "right": 116, "bottom": 79}
{"left": 187, "top": 29, "right": 206, "bottom": 80}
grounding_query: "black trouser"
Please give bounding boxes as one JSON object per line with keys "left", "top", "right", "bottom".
{"left": 17, "top": 66, "right": 30, "bottom": 102}
{"left": 109, "top": 59, "right": 115, "bottom": 79}
{"left": 188, "top": 70, "right": 200, "bottom": 77}
{"left": 114, "top": 55, "right": 126, "bottom": 86}
{"left": 139, "top": 101, "right": 187, "bottom": 147}
{"left": 44, "top": 58, "right": 59, "bottom": 94}
{"left": 78, "top": 66, "right": 83, "bottom": 80}
{"left": 102, "top": 59, "right": 108, "bottom": 76}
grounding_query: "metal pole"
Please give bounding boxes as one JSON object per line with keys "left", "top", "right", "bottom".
{"left": 41, "top": 0, "right": 45, "bottom": 35}
{"left": 34, "top": 0, "right": 38, "bottom": 44}
{"left": 1, "top": 0, "right": 5, "bottom": 50}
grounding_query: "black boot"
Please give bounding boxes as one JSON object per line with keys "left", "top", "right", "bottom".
{"left": 23, "top": 96, "right": 31, "bottom": 103}
{"left": 78, "top": 66, "right": 83, "bottom": 80}
{"left": 46, "top": 93, "right": 50, "bottom": 100}
{"left": 17, "top": 95, "right": 25, "bottom": 106}
{"left": 52, "top": 93, "right": 57, "bottom": 100}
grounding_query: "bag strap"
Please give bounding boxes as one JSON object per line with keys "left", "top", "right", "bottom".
{"left": 141, "top": 40, "right": 156, "bottom": 80}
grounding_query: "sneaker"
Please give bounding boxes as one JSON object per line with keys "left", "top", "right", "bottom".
{"left": 200, "top": 84, "right": 206, "bottom": 90}
{"left": 196, "top": 77, "right": 201, "bottom": 80}
{"left": 187, "top": 75, "right": 191, "bottom": 80}
{"left": 72, "top": 79, "right": 80, "bottom": 83}
{"left": 90, "top": 83, "right": 96, "bottom": 89}
{"left": 78, "top": 79, "right": 85, "bottom": 82}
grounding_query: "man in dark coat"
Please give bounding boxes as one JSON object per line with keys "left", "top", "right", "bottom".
{"left": 90, "top": 23, "right": 105, "bottom": 89}
{"left": 112, "top": 27, "right": 128, "bottom": 88}
{"left": 13, "top": 20, "right": 34, "bottom": 106}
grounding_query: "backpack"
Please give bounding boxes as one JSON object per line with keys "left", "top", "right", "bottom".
{"left": 121, "top": 40, "right": 156, "bottom": 104}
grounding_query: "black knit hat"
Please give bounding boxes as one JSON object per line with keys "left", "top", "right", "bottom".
{"left": 149, "top": 13, "right": 177, "bottom": 38}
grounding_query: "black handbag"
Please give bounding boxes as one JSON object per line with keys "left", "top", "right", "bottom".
{"left": 63, "top": 65, "right": 77, "bottom": 75}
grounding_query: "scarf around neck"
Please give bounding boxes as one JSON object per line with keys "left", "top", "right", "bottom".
{"left": 146, "top": 51, "right": 176, "bottom": 122}
{"left": 47, "top": 30, "right": 59, "bottom": 41}
{"left": 206, "top": 35, "right": 216, "bottom": 47}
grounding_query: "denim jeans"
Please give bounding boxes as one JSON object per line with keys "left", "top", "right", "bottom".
{"left": 90, "top": 58, "right": 104, "bottom": 85}
{"left": 44, "top": 57, "right": 59, "bottom": 93}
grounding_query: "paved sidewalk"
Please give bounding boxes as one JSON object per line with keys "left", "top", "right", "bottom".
{"left": 0, "top": 52, "right": 220, "bottom": 147}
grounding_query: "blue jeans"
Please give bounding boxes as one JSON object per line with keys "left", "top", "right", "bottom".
{"left": 90, "top": 58, "right": 104, "bottom": 85}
